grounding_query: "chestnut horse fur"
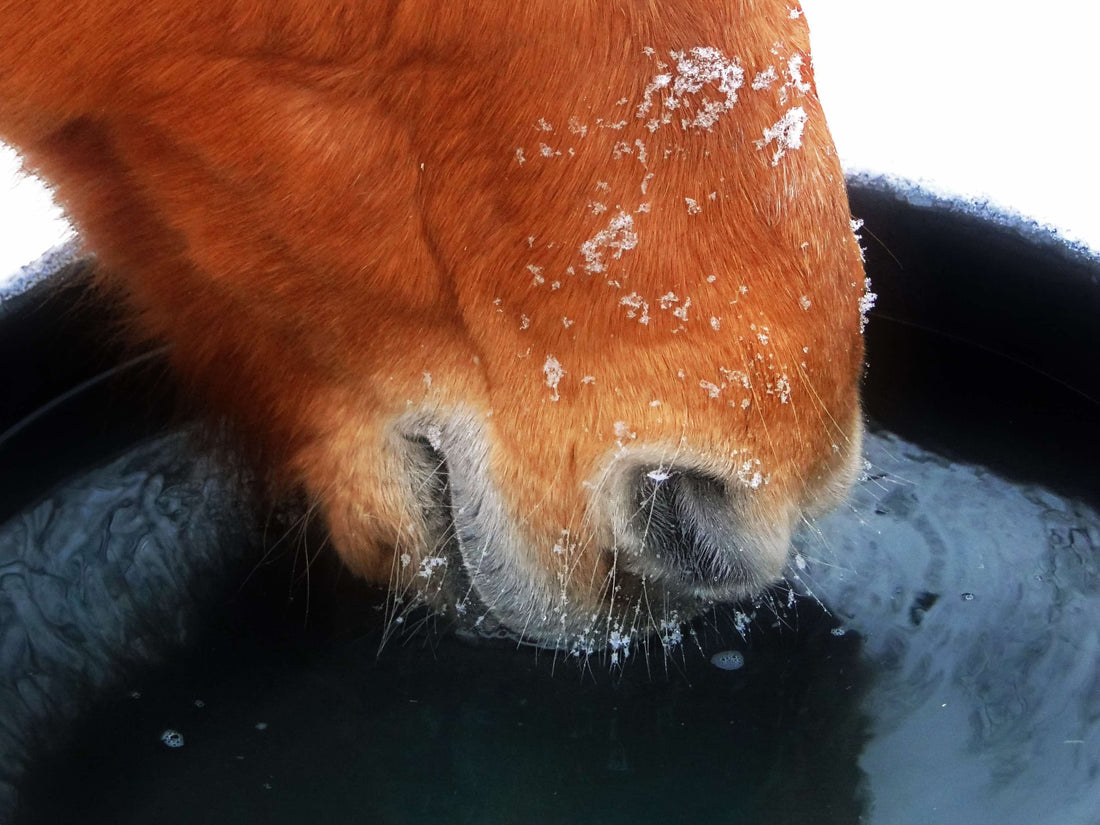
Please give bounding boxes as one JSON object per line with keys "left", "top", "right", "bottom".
{"left": 0, "top": 0, "right": 866, "bottom": 653}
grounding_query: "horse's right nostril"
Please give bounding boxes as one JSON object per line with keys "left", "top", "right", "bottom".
{"left": 630, "top": 467, "right": 759, "bottom": 594}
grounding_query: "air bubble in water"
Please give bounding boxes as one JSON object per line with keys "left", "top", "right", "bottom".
{"left": 710, "top": 650, "right": 745, "bottom": 670}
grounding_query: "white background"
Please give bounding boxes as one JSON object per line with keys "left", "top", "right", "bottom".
{"left": 1, "top": 0, "right": 1098, "bottom": 284}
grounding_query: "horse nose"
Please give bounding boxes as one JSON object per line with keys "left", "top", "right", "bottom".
{"left": 627, "top": 467, "right": 784, "bottom": 597}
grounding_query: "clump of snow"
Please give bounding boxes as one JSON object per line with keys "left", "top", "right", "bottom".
{"left": 658, "top": 613, "right": 684, "bottom": 649}
{"left": 752, "top": 66, "right": 779, "bottom": 90}
{"left": 736, "top": 459, "right": 766, "bottom": 489}
{"left": 417, "top": 556, "right": 448, "bottom": 579}
{"left": 757, "top": 106, "right": 808, "bottom": 165}
{"left": 637, "top": 47, "right": 745, "bottom": 132}
{"left": 613, "top": 421, "right": 636, "bottom": 444}
{"left": 786, "top": 54, "right": 811, "bottom": 95}
{"left": 423, "top": 424, "right": 444, "bottom": 450}
{"left": 543, "top": 355, "right": 565, "bottom": 401}
{"left": 700, "top": 380, "right": 722, "bottom": 399}
{"left": 850, "top": 216, "right": 867, "bottom": 261}
{"left": 580, "top": 211, "right": 638, "bottom": 274}
{"left": 619, "top": 292, "right": 651, "bottom": 324}
{"left": 685, "top": 197, "right": 702, "bottom": 215}
{"left": 859, "top": 277, "right": 877, "bottom": 332}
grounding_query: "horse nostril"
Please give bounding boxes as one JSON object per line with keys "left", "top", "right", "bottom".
{"left": 631, "top": 468, "right": 752, "bottom": 590}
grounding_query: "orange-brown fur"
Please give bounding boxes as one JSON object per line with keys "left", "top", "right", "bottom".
{"left": 1, "top": 1, "right": 866, "bottom": 647}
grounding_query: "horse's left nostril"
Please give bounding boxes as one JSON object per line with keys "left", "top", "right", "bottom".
{"left": 630, "top": 467, "right": 759, "bottom": 594}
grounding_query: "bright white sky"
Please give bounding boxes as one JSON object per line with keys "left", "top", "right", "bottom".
{"left": 1, "top": 1, "right": 1097, "bottom": 283}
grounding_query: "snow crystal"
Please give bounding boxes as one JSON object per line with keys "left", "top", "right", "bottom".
{"left": 637, "top": 47, "right": 744, "bottom": 131}
{"left": 619, "top": 292, "right": 651, "bottom": 324}
{"left": 613, "top": 421, "right": 636, "bottom": 442}
{"left": 685, "top": 197, "right": 702, "bottom": 215}
{"left": 647, "top": 468, "right": 672, "bottom": 482}
{"left": 850, "top": 216, "right": 867, "bottom": 261}
{"left": 719, "top": 368, "right": 750, "bottom": 391}
{"left": 700, "top": 380, "right": 722, "bottom": 399}
{"left": 658, "top": 614, "right": 684, "bottom": 648}
{"left": 580, "top": 211, "right": 638, "bottom": 274}
{"left": 775, "top": 373, "right": 791, "bottom": 403}
{"left": 786, "top": 54, "right": 811, "bottom": 94}
{"left": 417, "top": 556, "right": 448, "bottom": 579}
{"left": 859, "top": 278, "right": 878, "bottom": 332}
{"left": 160, "top": 730, "right": 185, "bottom": 749}
{"left": 710, "top": 316, "right": 721, "bottom": 330}
{"left": 567, "top": 117, "right": 588, "bottom": 137}
{"left": 752, "top": 66, "right": 778, "bottom": 90}
{"left": 526, "top": 263, "right": 545, "bottom": 285}
{"left": 543, "top": 355, "right": 565, "bottom": 401}
{"left": 536, "top": 118, "right": 553, "bottom": 131}
{"left": 732, "top": 610, "right": 752, "bottom": 636}
{"left": 756, "top": 106, "right": 808, "bottom": 165}
{"left": 515, "top": 147, "right": 526, "bottom": 164}
{"left": 423, "top": 424, "right": 444, "bottom": 450}
{"left": 799, "top": 294, "right": 812, "bottom": 310}
{"left": 736, "top": 460, "right": 765, "bottom": 489}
